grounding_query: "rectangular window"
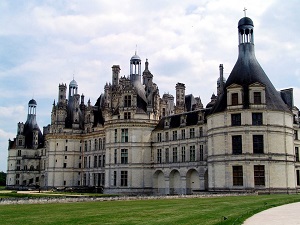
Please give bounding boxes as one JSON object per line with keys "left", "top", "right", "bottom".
{"left": 190, "top": 146, "right": 196, "bottom": 161}
{"left": 17, "top": 160, "right": 20, "bottom": 164}
{"left": 232, "top": 93, "right": 238, "bottom": 105}
{"left": 253, "top": 135, "right": 264, "bottom": 154}
{"left": 199, "top": 127, "right": 203, "bottom": 137}
{"left": 83, "top": 174, "right": 87, "bottom": 186}
{"left": 157, "top": 149, "right": 162, "bottom": 163}
{"left": 121, "top": 171, "right": 128, "bottom": 186}
{"left": 252, "top": 113, "right": 263, "bottom": 125}
{"left": 232, "top": 166, "right": 243, "bottom": 186}
{"left": 113, "top": 171, "right": 117, "bottom": 186}
{"left": 181, "top": 146, "right": 186, "bottom": 162}
{"left": 103, "top": 155, "right": 105, "bottom": 167}
{"left": 124, "top": 95, "right": 131, "bottom": 107}
{"left": 85, "top": 141, "right": 87, "bottom": 152}
{"left": 200, "top": 145, "right": 204, "bottom": 161}
{"left": 165, "top": 132, "right": 169, "bottom": 141}
{"left": 181, "top": 129, "right": 185, "bottom": 139}
{"left": 190, "top": 128, "right": 195, "bottom": 138}
{"left": 84, "top": 157, "right": 87, "bottom": 168}
{"left": 94, "top": 139, "right": 97, "bottom": 151}
{"left": 231, "top": 113, "right": 241, "bottom": 126}
{"left": 98, "top": 155, "right": 102, "bottom": 168}
{"left": 99, "top": 138, "right": 102, "bottom": 150}
{"left": 295, "top": 131, "right": 298, "bottom": 140}
{"left": 65, "top": 146, "right": 68, "bottom": 151}
{"left": 254, "top": 165, "right": 265, "bottom": 186}
{"left": 63, "top": 163, "right": 67, "bottom": 168}
{"left": 254, "top": 92, "right": 262, "bottom": 104}
{"left": 297, "top": 170, "right": 300, "bottom": 186}
{"left": 124, "top": 112, "right": 131, "bottom": 120}
{"left": 94, "top": 156, "right": 97, "bottom": 168}
{"left": 173, "top": 131, "right": 177, "bottom": 141}
{"left": 121, "top": 129, "right": 128, "bottom": 143}
{"left": 173, "top": 147, "right": 178, "bottom": 162}
{"left": 157, "top": 133, "right": 162, "bottom": 142}
{"left": 232, "top": 135, "right": 242, "bottom": 154}
{"left": 165, "top": 148, "right": 169, "bottom": 163}
{"left": 18, "top": 139, "right": 22, "bottom": 146}
{"left": 17, "top": 150, "right": 21, "bottom": 156}
{"left": 114, "top": 149, "right": 118, "bottom": 164}
{"left": 89, "top": 140, "right": 91, "bottom": 151}
{"left": 114, "top": 129, "right": 118, "bottom": 143}
{"left": 296, "top": 147, "right": 299, "bottom": 162}
{"left": 121, "top": 149, "right": 128, "bottom": 164}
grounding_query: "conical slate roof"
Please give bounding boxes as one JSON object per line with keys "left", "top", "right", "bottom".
{"left": 211, "top": 17, "right": 289, "bottom": 114}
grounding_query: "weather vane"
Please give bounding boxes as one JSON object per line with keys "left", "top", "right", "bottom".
{"left": 243, "top": 7, "right": 247, "bottom": 17}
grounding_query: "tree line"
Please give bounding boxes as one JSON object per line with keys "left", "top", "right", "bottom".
{"left": 0, "top": 171, "right": 6, "bottom": 186}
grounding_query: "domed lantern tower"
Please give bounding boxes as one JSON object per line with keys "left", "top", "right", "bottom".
{"left": 130, "top": 51, "right": 142, "bottom": 83}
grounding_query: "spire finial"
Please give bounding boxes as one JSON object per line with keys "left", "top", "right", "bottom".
{"left": 135, "top": 44, "right": 137, "bottom": 55}
{"left": 243, "top": 7, "right": 247, "bottom": 17}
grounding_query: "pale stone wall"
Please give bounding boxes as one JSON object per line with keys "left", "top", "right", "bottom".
{"left": 207, "top": 110, "right": 296, "bottom": 192}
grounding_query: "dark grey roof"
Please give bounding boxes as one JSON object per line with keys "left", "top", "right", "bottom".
{"left": 238, "top": 17, "right": 253, "bottom": 27}
{"left": 24, "top": 114, "right": 44, "bottom": 148}
{"left": 28, "top": 99, "right": 37, "bottom": 105}
{"left": 153, "top": 109, "right": 208, "bottom": 131}
{"left": 210, "top": 18, "right": 289, "bottom": 114}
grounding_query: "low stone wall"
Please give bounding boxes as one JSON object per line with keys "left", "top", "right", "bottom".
{"left": 0, "top": 192, "right": 257, "bottom": 205}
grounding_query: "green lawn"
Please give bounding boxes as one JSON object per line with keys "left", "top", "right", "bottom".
{"left": 0, "top": 194, "right": 299, "bottom": 225}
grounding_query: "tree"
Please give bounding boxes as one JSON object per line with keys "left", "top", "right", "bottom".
{"left": 0, "top": 171, "right": 7, "bottom": 186}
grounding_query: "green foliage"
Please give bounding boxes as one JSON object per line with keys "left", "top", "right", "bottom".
{"left": 0, "top": 194, "right": 299, "bottom": 225}
{"left": 0, "top": 172, "right": 6, "bottom": 186}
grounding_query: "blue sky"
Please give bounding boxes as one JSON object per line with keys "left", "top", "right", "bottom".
{"left": 0, "top": 0, "right": 300, "bottom": 172}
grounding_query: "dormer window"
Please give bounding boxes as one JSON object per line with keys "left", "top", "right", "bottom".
{"left": 180, "top": 115, "right": 187, "bottom": 126}
{"left": 164, "top": 118, "right": 170, "bottom": 129}
{"left": 232, "top": 93, "right": 238, "bottom": 105}
{"left": 226, "top": 84, "right": 243, "bottom": 109}
{"left": 124, "top": 95, "right": 131, "bottom": 107}
{"left": 249, "top": 83, "right": 266, "bottom": 108}
{"left": 254, "top": 92, "right": 261, "bottom": 104}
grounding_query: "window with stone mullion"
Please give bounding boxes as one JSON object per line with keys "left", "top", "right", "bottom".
{"left": 124, "top": 95, "right": 131, "bottom": 107}
{"left": 254, "top": 165, "right": 265, "bottom": 186}
{"left": 232, "top": 135, "right": 242, "bottom": 154}
{"left": 253, "top": 135, "right": 264, "bottom": 154}
{"left": 232, "top": 166, "right": 243, "bottom": 186}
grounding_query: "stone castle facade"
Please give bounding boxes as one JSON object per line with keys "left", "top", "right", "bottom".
{"left": 7, "top": 16, "right": 300, "bottom": 194}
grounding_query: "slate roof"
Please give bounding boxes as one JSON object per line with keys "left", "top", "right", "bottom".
{"left": 153, "top": 109, "right": 209, "bottom": 131}
{"left": 210, "top": 18, "right": 290, "bottom": 114}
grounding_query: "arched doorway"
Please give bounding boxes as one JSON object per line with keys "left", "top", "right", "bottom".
{"left": 153, "top": 170, "right": 165, "bottom": 195}
{"left": 169, "top": 170, "right": 181, "bottom": 195}
{"left": 186, "top": 169, "right": 200, "bottom": 194}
